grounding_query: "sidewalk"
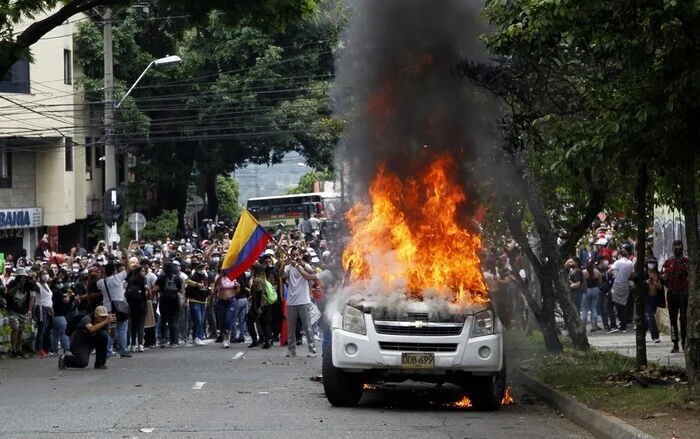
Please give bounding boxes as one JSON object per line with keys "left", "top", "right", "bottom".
{"left": 587, "top": 330, "right": 686, "bottom": 368}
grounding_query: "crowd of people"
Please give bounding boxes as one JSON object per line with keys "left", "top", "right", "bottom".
{"left": 571, "top": 231, "right": 688, "bottom": 353}
{"left": 0, "top": 219, "right": 340, "bottom": 369}
{"left": 483, "top": 222, "right": 689, "bottom": 355}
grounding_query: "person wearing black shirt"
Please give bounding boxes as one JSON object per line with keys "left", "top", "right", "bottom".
{"left": 50, "top": 272, "right": 77, "bottom": 354}
{"left": 126, "top": 266, "right": 150, "bottom": 352}
{"left": 185, "top": 263, "right": 210, "bottom": 346}
{"left": 3, "top": 268, "right": 38, "bottom": 358}
{"left": 58, "top": 306, "right": 116, "bottom": 370}
{"left": 153, "top": 261, "right": 184, "bottom": 347}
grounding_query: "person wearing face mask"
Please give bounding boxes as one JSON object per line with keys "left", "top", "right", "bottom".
{"left": 50, "top": 269, "right": 77, "bottom": 355}
{"left": 661, "top": 240, "right": 689, "bottom": 353}
{"left": 185, "top": 263, "right": 210, "bottom": 346}
{"left": 644, "top": 256, "right": 664, "bottom": 344}
{"left": 34, "top": 269, "right": 54, "bottom": 357}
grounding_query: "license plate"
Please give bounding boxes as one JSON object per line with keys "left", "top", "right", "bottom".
{"left": 401, "top": 353, "right": 435, "bottom": 369}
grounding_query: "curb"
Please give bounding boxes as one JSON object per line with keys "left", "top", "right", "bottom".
{"left": 515, "top": 368, "right": 655, "bottom": 439}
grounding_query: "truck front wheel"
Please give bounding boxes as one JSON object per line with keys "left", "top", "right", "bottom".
{"left": 465, "top": 357, "right": 506, "bottom": 411}
{"left": 322, "top": 343, "right": 364, "bottom": 407}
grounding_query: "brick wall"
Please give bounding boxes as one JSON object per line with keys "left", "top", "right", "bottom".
{"left": 0, "top": 151, "right": 36, "bottom": 208}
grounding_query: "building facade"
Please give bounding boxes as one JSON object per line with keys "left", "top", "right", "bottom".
{"left": 0, "top": 11, "right": 104, "bottom": 259}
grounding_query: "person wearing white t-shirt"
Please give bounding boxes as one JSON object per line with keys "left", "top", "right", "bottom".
{"left": 97, "top": 260, "right": 132, "bottom": 357}
{"left": 283, "top": 247, "right": 318, "bottom": 357}
{"left": 608, "top": 250, "right": 634, "bottom": 333}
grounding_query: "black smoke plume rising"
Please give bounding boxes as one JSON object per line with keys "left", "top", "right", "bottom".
{"left": 333, "top": 0, "right": 496, "bottom": 212}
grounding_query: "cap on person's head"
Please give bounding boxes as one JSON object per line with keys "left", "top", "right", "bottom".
{"left": 595, "top": 238, "right": 608, "bottom": 246}
{"left": 14, "top": 267, "right": 28, "bottom": 277}
{"left": 140, "top": 258, "right": 150, "bottom": 265}
{"left": 264, "top": 249, "right": 275, "bottom": 256}
{"left": 673, "top": 239, "right": 683, "bottom": 247}
{"left": 311, "top": 256, "right": 320, "bottom": 264}
{"left": 95, "top": 306, "right": 109, "bottom": 317}
{"left": 173, "top": 260, "right": 181, "bottom": 266}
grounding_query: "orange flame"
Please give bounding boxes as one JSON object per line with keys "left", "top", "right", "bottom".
{"left": 445, "top": 386, "right": 514, "bottom": 409}
{"left": 450, "top": 396, "right": 473, "bottom": 408}
{"left": 342, "top": 154, "right": 488, "bottom": 305}
{"left": 363, "top": 384, "right": 379, "bottom": 391}
{"left": 501, "top": 386, "right": 514, "bottom": 405}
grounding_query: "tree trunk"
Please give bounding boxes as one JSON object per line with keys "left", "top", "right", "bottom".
{"left": 680, "top": 155, "right": 700, "bottom": 391}
{"left": 514, "top": 155, "right": 590, "bottom": 350}
{"left": 503, "top": 204, "right": 563, "bottom": 353}
{"left": 634, "top": 160, "right": 648, "bottom": 368}
{"left": 203, "top": 173, "right": 219, "bottom": 221}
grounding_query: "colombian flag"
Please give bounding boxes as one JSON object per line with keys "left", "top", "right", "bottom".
{"left": 221, "top": 209, "right": 272, "bottom": 281}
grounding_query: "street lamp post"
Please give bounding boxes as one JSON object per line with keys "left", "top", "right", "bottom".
{"left": 103, "top": 54, "right": 182, "bottom": 242}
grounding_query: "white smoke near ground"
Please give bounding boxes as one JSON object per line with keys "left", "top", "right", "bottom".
{"left": 325, "top": 0, "right": 495, "bottom": 319}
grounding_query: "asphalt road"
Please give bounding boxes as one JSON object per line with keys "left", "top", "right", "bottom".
{"left": 0, "top": 340, "right": 592, "bottom": 439}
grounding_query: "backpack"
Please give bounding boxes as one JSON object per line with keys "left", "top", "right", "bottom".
{"left": 66, "top": 312, "right": 89, "bottom": 337}
{"left": 263, "top": 280, "right": 278, "bottom": 305}
{"left": 163, "top": 275, "right": 179, "bottom": 296}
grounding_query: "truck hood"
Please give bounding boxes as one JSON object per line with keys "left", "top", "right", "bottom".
{"left": 346, "top": 296, "right": 489, "bottom": 323}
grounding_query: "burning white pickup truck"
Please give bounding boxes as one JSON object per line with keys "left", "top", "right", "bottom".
{"left": 322, "top": 296, "right": 506, "bottom": 410}
{"left": 324, "top": 150, "right": 503, "bottom": 409}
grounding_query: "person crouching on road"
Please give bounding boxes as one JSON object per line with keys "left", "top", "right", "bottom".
{"left": 58, "top": 306, "right": 116, "bottom": 370}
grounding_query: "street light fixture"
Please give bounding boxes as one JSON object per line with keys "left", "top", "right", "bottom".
{"left": 116, "top": 55, "right": 182, "bottom": 108}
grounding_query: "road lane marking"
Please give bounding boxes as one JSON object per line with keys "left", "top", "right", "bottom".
{"left": 192, "top": 381, "right": 206, "bottom": 390}
{"left": 232, "top": 351, "right": 244, "bottom": 360}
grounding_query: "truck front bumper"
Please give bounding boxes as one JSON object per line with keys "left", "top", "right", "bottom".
{"left": 331, "top": 317, "right": 503, "bottom": 373}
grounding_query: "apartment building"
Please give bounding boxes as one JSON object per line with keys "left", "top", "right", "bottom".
{"left": 0, "top": 11, "right": 105, "bottom": 259}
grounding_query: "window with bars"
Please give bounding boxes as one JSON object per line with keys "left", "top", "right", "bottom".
{"left": 85, "top": 137, "right": 93, "bottom": 180}
{"left": 65, "top": 137, "right": 74, "bottom": 172}
{"left": 64, "top": 50, "right": 72, "bottom": 85}
{"left": 0, "top": 144, "right": 12, "bottom": 188}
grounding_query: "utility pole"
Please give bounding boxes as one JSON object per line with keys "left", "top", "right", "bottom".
{"left": 103, "top": 8, "right": 117, "bottom": 243}
{"left": 103, "top": 8, "right": 116, "bottom": 194}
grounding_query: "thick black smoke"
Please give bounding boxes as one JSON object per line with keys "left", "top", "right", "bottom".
{"left": 333, "top": 0, "right": 496, "bottom": 206}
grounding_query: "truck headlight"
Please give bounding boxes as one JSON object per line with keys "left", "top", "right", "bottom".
{"left": 471, "top": 309, "right": 494, "bottom": 337}
{"left": 342, "top": 305, "right": 366, "bottom": 335}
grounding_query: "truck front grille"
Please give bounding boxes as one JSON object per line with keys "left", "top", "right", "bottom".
{"left": 378, "top": 342, "right": 458, "bottom": 352}
{"left": 374, "top": 324, "right": 463, "bottom": 336}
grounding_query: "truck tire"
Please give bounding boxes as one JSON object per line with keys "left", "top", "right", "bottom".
{"left": 322, "top": 342, "right": 364, "bottom": 407}
{"left": 466, "top": 357, "right": 507, "bottom": 411}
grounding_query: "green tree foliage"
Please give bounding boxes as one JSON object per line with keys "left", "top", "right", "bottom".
{"left": 287, "top": 170, "right": 333, "bottom": 194}
{"left": 478, "top": 0, "right": 700, "bottom": 380}
{"left": 74, "top": 0, "right": 344, "bottom": 231}
{"left": 0, "top": 0, "right": 318, "bottom": 79}
{"left": 216, "top": 175, "right": 241, "bottom": 221}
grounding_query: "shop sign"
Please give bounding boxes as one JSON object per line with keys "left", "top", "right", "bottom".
{"left": 0, "top": 208, "right": 42, "bottom": 230}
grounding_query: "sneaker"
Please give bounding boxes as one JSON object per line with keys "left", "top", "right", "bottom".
{"left": 222, "top": 339, "right": 230, "bottom": 349}
{"left": 95, "top": 364, "right": 108, "bottom": 370}
{"left": 607, "top": 328, "right": 619, "bottom": 334}
{"left": 308, "top": 351, "right": 317, "bottom": 358}
{"left": 621, "top": 330, "right": 627, "bottom": 333}
{"left": 137, "top": 345, "right": 145, "bottom": 352}
{"left": 671, "top": 345, "right": 680, "bottom": 353}
{"left": 652, "top": 338, "right": 661, "bottom": 344}
{"left": 296, "top": 340, "right": 303, "bottom": 346}
{"left": 248, "top": 342, "right": 259, "bottom": 348}
{"left": 194, "top": 338, "right": 205, "bottom": 346}
{"left": 48, "top": 351, "right": 55, "bottom": 357}
{"left": 215, "top": 335, "right": 224, "bottom": 343}
{"left": 169, "top": 343, "right": 178, "bottom": 348}
{"left": 120, "top": 352, "right": 133, "bottom": 358}
{"left": 234, "top": 337, "right": 245, "bottom": 343}
{"left": 58, "top": 354, "right": 66, "bottom": 370}
{"left": 107, "top": 351, "right": 117, "bottom": 358}
{"left": 130, "top": 345, "right": 136, "bottom": 353}
{"left": 286, "top": 351, "right": 297, "bottom": 357}
{"left": 261, "top": 343, "right": 271, "bottom": 349}
{"left": 38, "top": 350, "right": 48, "bottom": 358}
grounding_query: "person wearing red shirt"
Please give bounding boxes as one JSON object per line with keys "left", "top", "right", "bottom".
{"left": 661, "top": 240, "right": 689, "bottom": 353}
{"left": 596, "top": 238, "right": 613, "bottom": 263}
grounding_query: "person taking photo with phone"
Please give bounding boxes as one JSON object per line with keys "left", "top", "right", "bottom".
{"left": 58, "top": 306, "right": 117, "bottom": 370}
